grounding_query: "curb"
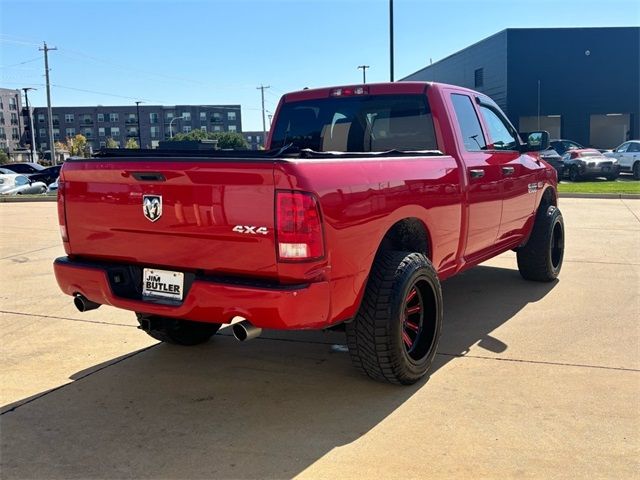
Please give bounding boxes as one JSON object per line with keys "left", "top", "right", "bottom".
{"left": 559, "top": 193, "right": 640, "bottom": 200}
{"left": 0, "top": 196, "right": 57, "bottom": 203}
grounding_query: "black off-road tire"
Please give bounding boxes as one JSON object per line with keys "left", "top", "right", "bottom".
{"left": 517, "top": 206, "right": 565, "bottom": 282}
{"left": 633, "top": 162, "right": 640, "bottom": 180}
{"left": 136, "top": 314, "right": 221, "bottom": 346}
{"left": 569, "top": 166, "right": 581, "bottom": 182}
{"left": 346, "top": 251, "right": 443, "bottom": 385}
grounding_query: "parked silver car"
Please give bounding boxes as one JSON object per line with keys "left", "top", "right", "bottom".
{"left": 0, "top": 174, "right": 48, "bottom": 195}
{"left": 562, "top": 150, "right": 620, "bottom": 181}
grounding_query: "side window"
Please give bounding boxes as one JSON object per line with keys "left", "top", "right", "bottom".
{"left": 627, "top": 143, "right": 639, "bottom": 152}
{"left": 479, "top": 105, "right": 518, "bottom": 151}
{"left": 15, "top": 176, "right": 29, "bottom": 186}
{"left": 451, "top": 94, "right": 486, "bottom": 151}
{"left": 616, "top": 143, "right": 629, "bottom": 153}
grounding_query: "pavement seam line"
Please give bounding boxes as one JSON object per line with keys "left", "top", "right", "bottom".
{"left": 437, "top": 351, "right": 640, "bottom": 372}
{"left": 0, "top": 343, "right": 160, "bottom": 416}
{"left": 0, "top": 244, "right": 61, "bottom": 261}
{"left": 0, "top": 310, "right": 135, "bottom": 328}
{"left": 621, "top": 198, "right": 640, "bottom": 223}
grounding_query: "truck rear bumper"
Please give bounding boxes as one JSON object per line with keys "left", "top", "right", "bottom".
{"left": 53, "top": 257, "right": 331, "bottom": 330}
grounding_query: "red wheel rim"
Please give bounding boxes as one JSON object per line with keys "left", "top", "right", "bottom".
{"left": 402, "top": 286, "right": 424, "bottom": 354}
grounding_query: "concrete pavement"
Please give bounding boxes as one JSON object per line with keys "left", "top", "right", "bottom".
{"left": 1, "top": 199, "right": 638, "bottom": 479}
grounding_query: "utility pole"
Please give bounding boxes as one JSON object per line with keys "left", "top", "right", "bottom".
{"left": 40, "top": 42, "right": 57, "bottom": 163}
{"left": 357, "top": 65, "right": 370, "bottom": 84}
{"left": 389, "top": 0, "right": 394, "bottom": 82}
{"left": 135, "top": 101, "right": 143, "bottom": 148}
{"left": 257, "top": 85, "right": 270, "bottom": 148}
{"left": 22, "top": 88, "right": 37, "bottom": 162}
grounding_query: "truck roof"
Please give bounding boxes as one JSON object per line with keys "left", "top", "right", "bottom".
{"left": 281, "top": 81, "right": 479, "bottom": 102}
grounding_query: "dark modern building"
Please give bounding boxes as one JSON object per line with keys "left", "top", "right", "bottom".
{"left": 402, "top": 27, "right": 640, "bottom": 148}
{"left": 30, "top": 104, "right": 242, "bottom": 152}
{"left": 0, "top": 88, "right": 23, "bottom": 153}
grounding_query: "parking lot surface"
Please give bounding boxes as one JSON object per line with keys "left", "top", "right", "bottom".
{"left": 1, "top": 199, "right": 638, "bottom": 479}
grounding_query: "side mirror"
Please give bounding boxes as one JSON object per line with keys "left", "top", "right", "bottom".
{"left": 524, "top": 131, "right": 550, "bottom": 152}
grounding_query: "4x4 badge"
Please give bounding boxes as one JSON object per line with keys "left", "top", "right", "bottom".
{"left": 143, "top": 195, "right": 162, "bottom": 222}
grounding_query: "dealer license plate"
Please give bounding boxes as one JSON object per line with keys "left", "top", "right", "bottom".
{"left": 142, "top": 268, "right": 184, "bottom": 301}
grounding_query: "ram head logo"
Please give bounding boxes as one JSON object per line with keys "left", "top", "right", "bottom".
{"left": 143, "top": 195, "right": 162, "bottom": 222}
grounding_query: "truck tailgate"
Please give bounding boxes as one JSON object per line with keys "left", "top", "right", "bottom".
{"left": 62, "top": 159, "right": 278, "bottom": 278}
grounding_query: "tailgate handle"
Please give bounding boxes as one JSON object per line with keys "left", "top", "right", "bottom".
{"left": 131, "top": 172, "right": 166, "bottom": 182}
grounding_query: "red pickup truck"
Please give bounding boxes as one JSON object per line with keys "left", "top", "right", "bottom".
{"left": 54, "top": 82, "right": 564, "bottom": 384}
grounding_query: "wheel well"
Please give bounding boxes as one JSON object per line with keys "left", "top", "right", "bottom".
{"left": 539, "top": 188, "right": 557, "bottom": 212}
{"left": 376, "top": 218, "right": 431, "bottom": 259}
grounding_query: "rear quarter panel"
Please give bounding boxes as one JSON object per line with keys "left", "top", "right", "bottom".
{"left": 275, "top": 155, "right": 462, "bottom": 322}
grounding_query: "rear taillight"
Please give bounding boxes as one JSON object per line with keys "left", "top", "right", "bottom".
{"left": 276, "top": 191, "right": 324, "bottom": 261}
{"left": 57, "top": 179, "right": 68, "bottom": 242}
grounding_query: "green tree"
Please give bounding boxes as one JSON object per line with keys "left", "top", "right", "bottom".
{"left": 125, "top": 138, "right": 139, "bottom": 149}
{"left": 105, "top": 137, "right": 118, "bottom": 149}
{"left": 0, "top": 150, "right": 9, "bottom": 164}
{"left": 65, "top": 134, "right": 88, "bottom": 157}
{"left": 214, "top": 132, "right": 249, "bottom": 150}
{"left": 169, "top": 130, "right": 248, "bottom": 149}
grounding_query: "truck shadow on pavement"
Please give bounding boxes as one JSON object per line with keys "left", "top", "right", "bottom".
{"left": 1, "top": 265, "right": 557, "bottom": 479}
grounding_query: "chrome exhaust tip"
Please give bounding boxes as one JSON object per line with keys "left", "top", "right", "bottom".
{"left": 73, "top": 294, "right": 101, "bottom": 312}
{"left": 232, "top": 320, "right": 262, "bottom": 342}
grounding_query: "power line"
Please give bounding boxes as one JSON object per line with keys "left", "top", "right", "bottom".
{"left": 51, "top": 84, "right": 163, "bottom": 103}
{"left": 0, "top": 56, "right": 42, "bottom": 69}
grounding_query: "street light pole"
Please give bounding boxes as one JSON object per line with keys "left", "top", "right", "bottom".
{"left": 357, "top": 65, "right": 370, "bottom": 84}
{"left": 22, "top": 87, "right": 37, "bottom": 162}
{"left": 169, "top": 116, "right": 185, "bottom": 139}
{"left": 389, "top": 0, "right": 394, "bottom": 82}
{"left": 135, "top": 101, "right": 143, "bottom": 148}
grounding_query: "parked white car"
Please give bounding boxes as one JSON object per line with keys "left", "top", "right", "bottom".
{"left": 605, "top": 140, "right": 640, "bottom": 179}
{"left": 0, "top": 174, "right": 48, "bottom": 195}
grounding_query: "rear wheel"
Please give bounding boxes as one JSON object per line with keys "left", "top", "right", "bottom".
{"left": 569, "top": 166, "right": 581, "bottom": 182}
{"left": 136, "top": 314, "right": 221, "bottom": 345}
{"left": 517, "top": 206, "right": 564, "bottom": 282}
{"left": 346, "top": 251, "right": 443, "bottom": 385}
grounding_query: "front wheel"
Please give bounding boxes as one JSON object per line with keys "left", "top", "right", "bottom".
{"left": 605, "top": 173, "right": 619, "bottom": 181}
{"left": 346, "top": 251, "right": 443, "bottom": 385}
{"left": 633, "top": 162, "right": 640, "bottom": 180}
{"left": 517, "top": 206, "right": 564, "bottom": 282}
{"left": 569, "top": 166, "right": 581, "bottom": 182}
{"left": 136, "top": 314, "right": 221, "bottom": 345}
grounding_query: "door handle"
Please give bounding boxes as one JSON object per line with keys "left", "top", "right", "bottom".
{"left": 501, "top": 166, "right": 515, "bottom": 176}
{"left": 469, "top": 169, "right": 485, "bottom": 179}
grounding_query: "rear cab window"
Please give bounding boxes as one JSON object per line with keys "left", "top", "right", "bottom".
{"left": 270, "top": 94, "right": 438, "bottom": 153}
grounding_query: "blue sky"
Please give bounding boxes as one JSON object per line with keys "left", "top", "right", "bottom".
{"left": 1, "top": 0, "right": 638, "bottom": 131}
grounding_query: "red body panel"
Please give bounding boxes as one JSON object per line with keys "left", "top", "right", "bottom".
{"left": 54, "top": 82, "right": 557, "bottom": 330}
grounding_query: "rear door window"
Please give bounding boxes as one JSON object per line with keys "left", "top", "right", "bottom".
{"left": 451, "top": 94, "right": 486, "bottom": 152}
